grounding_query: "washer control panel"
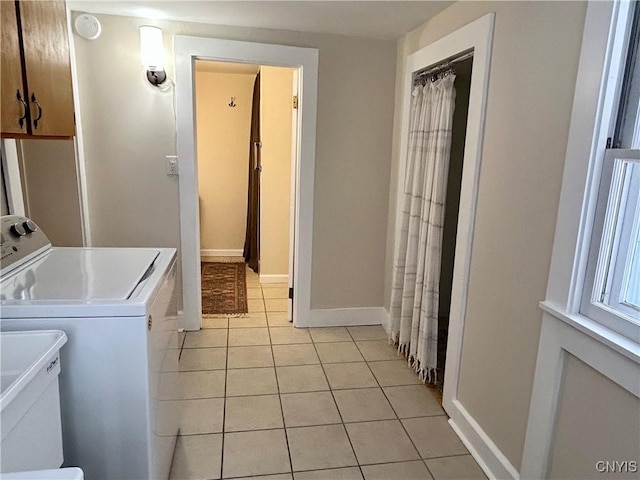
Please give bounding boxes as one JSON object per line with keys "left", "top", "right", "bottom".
{"left": 1, "top": 215, "right": 51, "bottom": 275}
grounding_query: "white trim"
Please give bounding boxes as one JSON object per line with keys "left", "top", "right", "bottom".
{"left": 288, "top": 69, "right": 300, "bottom": 320}
{"left": 174, "top": 37, "right": 318, "bottom": 331}
{"left": 448, "top": 400, "right": 520, "bottom": 480}
{"left": 300, "top": 307, "right": 386, "bottom": 328}
{"left": 546, "top": 0, "right": 634, "bottom": 308}
{"left": 200, "top": 249, "right": 243, "bottom": 258}
{"left": 392, "top": 13, "right": 496, "bottom": 477}
{"left": 66, "top": 7, "right": 91, "bottom": 247}
{"left": 393, "top": 8, "right": 495, "bottom": 455}
{"left": 259, "top": 274, "right": 289, "bottom": 284}
{"left": 540, "top": 302, "right": 640, "bottom": 365}
{"left": 384, "top": 316, "right": 520, "bottom": 479}
{"left": 440, "top": 14, "right": 494, "bottom": 416}
{"left": 521, "top": 310, "right": 640, "bottom": 480}
{"left": 381, "top": 308, "right": 391, "bottom": 333}
{"left": 522, "top": 2, "right": 640, "bottom": 478}
{"left": 0, "top": 140, "right": 25, "bottom": 216}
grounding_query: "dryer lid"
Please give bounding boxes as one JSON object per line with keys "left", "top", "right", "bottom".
{"left": 0, "top": 248, "right": 160, "bottom": 302}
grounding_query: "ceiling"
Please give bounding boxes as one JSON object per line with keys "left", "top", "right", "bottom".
{"left": 67, "top": 1, "right": 453, "bottom": 40}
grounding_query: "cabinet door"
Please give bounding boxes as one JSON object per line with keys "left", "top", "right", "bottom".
{"left": 1, "top": 1, "right": 28, "bottom": 135}
{"left": 20, "top": 0, "right": 74, "bottom": 137}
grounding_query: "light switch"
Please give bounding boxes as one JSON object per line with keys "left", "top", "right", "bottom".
{"left": 166, "top": 156, "right": 178, "bottom": 176}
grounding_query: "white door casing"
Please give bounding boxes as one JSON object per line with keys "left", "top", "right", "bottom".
{"left": 174, "top": 37, "right": 318, "bottom": 331}
{"left": 288, "top": 69, "right": 300, "bottom": 320}
{"left": 392, "top": 13, "right": 503, "bottom": 478}
{"left": 0, "top": 140, "right": 25, "bottom": 216}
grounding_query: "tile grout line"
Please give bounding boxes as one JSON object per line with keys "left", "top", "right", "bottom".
{"left": 178, "top": 412, "right": 449, "bottom": 437}
{"left": 352, "top": 328, "right": 475, "bottom": 474}
{"left": 217, "top": 456, "right": 475, "bottom": 480}
{"left": 423, "top": 457, "right": 438, "bottom": 480}
{"left": 346, "top": 327, "right": 405, "bottom": 478}
{"left": 363, "top": 345, "right": 432, "bottom": 468}
{"left": 348, "top": 328, "right": 434, "bottom": 468}
{"left": 265, "top": 287, "right": 295, "bottom": 477}
{"left": 308, "top": 336, "right": 362, "bottom": 477}
{"left": 183, "top": 321, "right": 477, "bottom": 479}
{"left": 178, "top": 329, "right": 187, "bottom": 361}
{"left": 219, "top": 316, "right": 231, "bottom": 480}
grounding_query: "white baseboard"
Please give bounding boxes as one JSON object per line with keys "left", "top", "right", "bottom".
{"left": 382, "top": 307, "right": 517, "bottom": 479}
{"left": 177, "top": 310, "right": 187, "bottom": 331}
{"left": 260, "top": 274, "right": 289, "bottom": 284}
{"left": 447, "top": 399, "right": 520, "bottom": 480}
{"left": 381, "top": 307, "right": 391, "bottom": 333}
{"left": 200, "top": 249, "right": 243, "bottom": 257}
{"left": 308, "top": 307, "right": 518, "bottom": 479}
{"left": 298, "top": 307, "right": 386, "bottom": 328}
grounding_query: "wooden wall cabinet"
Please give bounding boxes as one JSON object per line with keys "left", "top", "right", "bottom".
{"left": 1, "top": 0, "right": 75, "bottom": 137}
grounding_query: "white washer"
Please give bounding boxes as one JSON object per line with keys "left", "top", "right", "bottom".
{"left": 0, "top": 216, "right": 180, "bottom": 480}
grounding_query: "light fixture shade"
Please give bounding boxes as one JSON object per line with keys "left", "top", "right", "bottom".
{"left": 140, "top": 25, "right": 164, "bottom": 71}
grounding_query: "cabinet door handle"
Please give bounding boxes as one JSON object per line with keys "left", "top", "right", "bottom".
{"left": 31, "top": 93, "right": 43, "bottom": 129}
{"left": 16, "top": 90, "right": 28, "bottom": 129}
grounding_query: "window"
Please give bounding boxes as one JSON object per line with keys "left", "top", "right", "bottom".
{"left": 581, "top": 1, "right": 640, "bottom": 343}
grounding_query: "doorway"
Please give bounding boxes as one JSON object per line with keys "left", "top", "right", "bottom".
{"left": 392, "top": 13, "right": 493, "bottom": 427}
{"left": 194, "top": 60, "right": 297, "bottom": 318}
{"left": 174, "top": 37, "right": 319, "bottom": 331}
{"left": 436, "top": 56, "right": 473, "bottom": 389}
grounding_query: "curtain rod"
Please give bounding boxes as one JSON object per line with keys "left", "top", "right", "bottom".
{"left": 414, "top": 50, "right": 474, "bottom": 80}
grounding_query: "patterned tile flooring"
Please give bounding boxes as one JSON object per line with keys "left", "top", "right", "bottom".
{"left": 170, "top": 266, "right": 486, "bottom": 480}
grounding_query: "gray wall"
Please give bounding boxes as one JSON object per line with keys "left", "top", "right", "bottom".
{"left": 72, "top": 12, "right": 397, "bottom": 310}
{"left": 18, "top": 139, "right": 83, "bottom": 247}
{"left": 385, "top": 1, "right": 587, "bottom": 469}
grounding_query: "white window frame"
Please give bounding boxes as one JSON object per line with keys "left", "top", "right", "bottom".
{"left": 575, "top": 0, "right": 640, "bottom": 343}
{"left": 581, "top": 149, "right": 640, "bottom": 342}
{"left": 522, "top": 3, "right": 640, "bottom": 476}
{"left": 540, "top": 0, "right": 640, "bottom": 356}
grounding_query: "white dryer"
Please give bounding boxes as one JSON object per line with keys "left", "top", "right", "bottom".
{"left": 0, "top": 216, "right": 180, "bottom": 480}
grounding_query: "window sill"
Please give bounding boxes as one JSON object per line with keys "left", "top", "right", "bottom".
{"left": 539, "top": 300, "right": 640, "bottom": 364}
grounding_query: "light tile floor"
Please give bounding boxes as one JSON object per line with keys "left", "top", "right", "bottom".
{"left": 170, "top": 266, "right": 486, "bottom": 480}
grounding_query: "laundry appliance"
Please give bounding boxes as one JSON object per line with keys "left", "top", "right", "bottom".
{"left": 0, "top": 215, "right": 180, "bottom": 480}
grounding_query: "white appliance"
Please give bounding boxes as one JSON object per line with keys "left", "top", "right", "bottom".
{"left": 0, "top": 468, "right": 84, "bottom": 480}
{"left": 0, "top": 216, "right": 180, "bottom": 480}
{"left": 1, "top": 330, "right": 68, "bottom": 473}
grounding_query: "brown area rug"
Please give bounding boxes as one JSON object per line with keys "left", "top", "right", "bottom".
{"left": 201, "top": 262, "right": 248, "bottom": 316}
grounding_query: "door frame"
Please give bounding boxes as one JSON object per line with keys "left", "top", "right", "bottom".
{"left": 174, "top": 36, "right": 318, "bottom": 331}
{"left": 288, "top": 69, "right": 300, "bottom": 319}
{"left": 393, "top": 13, "right": 506, "bottom": 477}
{"left": 0, "top": 140, "right": 25, "bottom": 216}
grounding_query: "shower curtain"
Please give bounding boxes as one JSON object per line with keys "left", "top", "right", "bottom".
{"left": 390, "top": 74, "right": 457, "bottom": 383}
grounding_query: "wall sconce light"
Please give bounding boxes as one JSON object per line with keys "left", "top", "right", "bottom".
{"left": 140, "top": 25, "right": 167, "bottom": 86}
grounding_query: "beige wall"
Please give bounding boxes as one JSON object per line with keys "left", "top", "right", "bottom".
{"left": 260, "top": 66, "right": 293, "bottom": 277}
{"left": 195, "top": 69, "right": 254, "bottom": 253}
{"left": 72, "top": 12, "right": 396, "bottom": 310}
{"left": 18, "top": 139, "right": 83, "bottom": 247}
{"left": 385, "top": 1, "right": 587, "bottom": 470}
{"left": 548, "top": 354, "right": 640, "bottom": 480}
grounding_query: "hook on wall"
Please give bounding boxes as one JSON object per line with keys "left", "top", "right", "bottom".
{"left": 229, "top": 97, "right": 237, "bottom": 107}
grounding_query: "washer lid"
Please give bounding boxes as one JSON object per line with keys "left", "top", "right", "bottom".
{"left": 0, "top": 248, "right": 160, "bottom": 302}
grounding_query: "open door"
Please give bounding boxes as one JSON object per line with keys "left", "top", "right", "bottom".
{"left": 288, "top": 69, "right": 299, "bottom": 321}
{"left": 244, "top": 72, "right": 261, "bottom": 272}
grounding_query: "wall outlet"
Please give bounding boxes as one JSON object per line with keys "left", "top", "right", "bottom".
{"left": 166, "top": 156, "right": 179, "bottom": 176}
